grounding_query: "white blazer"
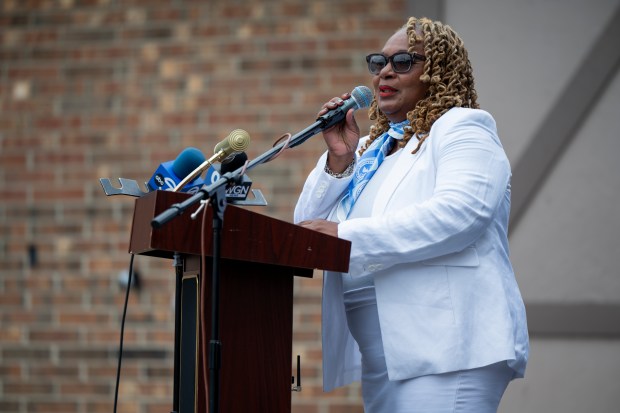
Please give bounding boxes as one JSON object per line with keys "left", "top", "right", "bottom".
{"left": 294, "top": 107, "right": 529, "bottom": 391}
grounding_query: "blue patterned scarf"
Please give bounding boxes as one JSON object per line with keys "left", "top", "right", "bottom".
{"left": 337, "top": 120, "right": 408, "bottom": 220}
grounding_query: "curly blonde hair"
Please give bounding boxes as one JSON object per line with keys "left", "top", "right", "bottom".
{"left": 363, "top": 17, "right": 479, "bottom": 155}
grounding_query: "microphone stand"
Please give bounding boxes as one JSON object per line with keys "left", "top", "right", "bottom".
{"left": 150, "top": 116, "right": 328, "bottom": 413}
{"left": 171, "top": 253, "right": 183, "bottom": 413}
{"left": 207, "top": 184, "right": 226, "bottom": 413}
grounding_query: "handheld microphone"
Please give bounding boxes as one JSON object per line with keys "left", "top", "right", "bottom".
{"left": 287, "top": 86, "right": 373, "bottom": 150}
{"left": 316, "top": 85, "right": 373, "bottom": 130}
{"left": 173, "top": 129, "right": 251, "bottom": 192}
{"left": 146, "top": 147, "right": 207, "bottom": 194}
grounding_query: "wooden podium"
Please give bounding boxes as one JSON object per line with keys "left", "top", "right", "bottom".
{"left": 128, "top": 190, "right": 350, "bottom": 413}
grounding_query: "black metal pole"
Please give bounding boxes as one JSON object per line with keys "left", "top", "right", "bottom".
{"left": 171, "top": 252, "right": 183, "bottom": 413}
{"left": 208, "top": 187, "right": 227, "bottom": 413}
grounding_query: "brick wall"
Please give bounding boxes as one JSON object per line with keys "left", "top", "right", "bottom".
{"left": 0, "top": 1, "right": 407, "bottom": 412}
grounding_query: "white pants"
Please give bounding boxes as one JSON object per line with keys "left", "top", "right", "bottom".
{"left": 344, "top": 286, "right": 513, "bottom": 413}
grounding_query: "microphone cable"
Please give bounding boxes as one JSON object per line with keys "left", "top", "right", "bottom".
{"left": 113, "top": 253, "right": 135, "bottom": 413}
{"left": 266, "top": 132, "right": 293, "bottom": 162}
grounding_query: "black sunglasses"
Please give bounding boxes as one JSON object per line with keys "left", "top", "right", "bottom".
{"left": 366, "top": 52, "right": 426, "bottom": 75}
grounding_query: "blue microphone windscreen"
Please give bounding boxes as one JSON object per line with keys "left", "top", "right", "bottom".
{"left": 171, "top": 147, "right": 206, "bottom": 179}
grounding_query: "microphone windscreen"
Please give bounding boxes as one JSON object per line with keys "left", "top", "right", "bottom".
{"left": 214, "top": 129, "right": 251, "bottom": 157}
{"left": 227, "top": 129, "right": 251, "bottom": 152}
{"left": 171, "top": 147, "right": 206, "bottom": 179}
{"left": 351, "top": 85, "right": 373, "bottom": 110}
{"left": 221, "top": 152, "right": 248, "bottom": 174}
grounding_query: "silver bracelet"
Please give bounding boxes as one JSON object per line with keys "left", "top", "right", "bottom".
{"left": 324, "top": 159, "right": 355, "bottom": 178}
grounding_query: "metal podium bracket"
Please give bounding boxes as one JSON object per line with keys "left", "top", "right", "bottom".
{"left": 99, "top": 178, "right": 149, "bottom": 197}
{"left": 228, "top": 189, "right": 268, "bottom": 206}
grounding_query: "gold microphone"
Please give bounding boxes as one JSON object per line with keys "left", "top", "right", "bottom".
{"left": 173, "top": 129, "right": 250, "bottom": 192}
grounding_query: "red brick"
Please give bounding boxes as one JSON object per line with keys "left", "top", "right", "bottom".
{"left": 59, "top": 382, "right": 111, "bottom": 396}
{"left": 29, "top": 364, "right": 80, "bottom": 378}
{"left": 87, "top": 365, "right": 139, "bottom": 379}
{"left": 0, "top": 364, "right": 23, "bottom": 379}
{"left": 0, "top": 402, "right": 20, "bottom": 412}
{"left": 57, "top": 312, "right": 111, "bottom": 325}
{"left": 27, "top": 401, "right": 79, "bottom": 413}
{"left": 29, "top": 329, "right": 80, "bottom": 343}
{"left": 4, "top": 382, "right": 54, "bottom": 396}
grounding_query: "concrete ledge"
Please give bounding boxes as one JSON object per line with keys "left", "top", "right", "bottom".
{"left": 526, "top": 303, "right": 620, "bottom": 338}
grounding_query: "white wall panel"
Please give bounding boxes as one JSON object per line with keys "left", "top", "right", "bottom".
{"left": 443, "top": 0, "right": 619, "bottom": 161}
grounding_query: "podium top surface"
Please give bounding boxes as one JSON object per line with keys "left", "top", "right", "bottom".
{"left": 129, "top": 190, "right": 351, "bottom": 274}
